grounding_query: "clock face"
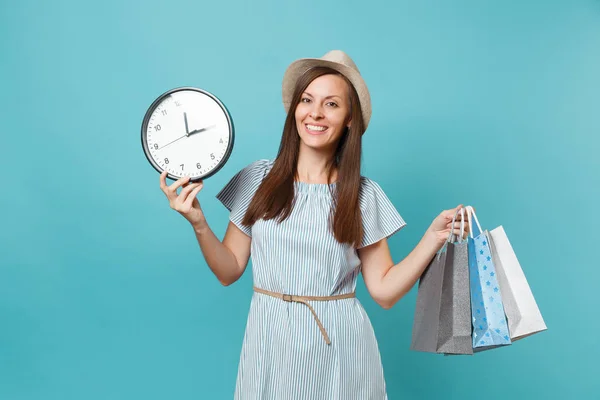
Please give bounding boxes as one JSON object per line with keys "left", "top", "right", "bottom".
{"left": 141, "top": 87, "right": 234, "bottom": 181}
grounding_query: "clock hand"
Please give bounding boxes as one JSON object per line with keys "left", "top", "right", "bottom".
{"left": 183, "top": 112, "right": 189, "bottom": 134}
{"left": 157, "top": 134, "right": 186, "bottom": 150}
{"left": 156, "top": 124, "right": 216, "bottom": 151}
{"left": 188, "top": 124, "right": 217, "bottom": 136}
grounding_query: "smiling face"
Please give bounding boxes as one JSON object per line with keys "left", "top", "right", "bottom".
{"left": 294, "top": 74, "right": 351, "bottom": 152}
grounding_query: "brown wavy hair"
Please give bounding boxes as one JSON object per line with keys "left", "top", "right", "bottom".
{"left": 242, "top": 66, "right": 366, "bottom": 247}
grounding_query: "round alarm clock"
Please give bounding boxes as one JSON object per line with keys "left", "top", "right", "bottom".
{"left": 141, "top": 87, "right": 234, "bottom": 182}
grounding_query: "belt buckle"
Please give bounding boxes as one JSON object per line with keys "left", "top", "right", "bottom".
{"left": 282, "top": 294, "right": 293, "bottom": 302}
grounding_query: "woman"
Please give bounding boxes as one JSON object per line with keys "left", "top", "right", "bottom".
{"left": 159, "top": 50, "right": 468, "bottom": 399}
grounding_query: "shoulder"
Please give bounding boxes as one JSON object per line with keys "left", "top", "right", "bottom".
{"left": 358, "top": 176, "right": 388, "bottom": 203}
{"left": 240, "top": 158, "right": 275, "bottom": 176}
{"left": 233, "top": 158, "right": 275, "bottom": 182}
{"left": 356, "top": 175, "right": 402, "bottom": 219}
{"left": 359, "top": 176, "right": 383, "bottom": 189}
{"left": 245, "top": 158, "right": 274, "bottom": 170}
{"left": 216, "top": 158, "right": 274, "bottom": 211}
{"left": 355, "top": 175, "right": 406, "bottom": 248}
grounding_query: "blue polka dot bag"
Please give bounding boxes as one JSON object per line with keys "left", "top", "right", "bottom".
{"left": 465, "top": 206, "right": 512, "bottom": 351}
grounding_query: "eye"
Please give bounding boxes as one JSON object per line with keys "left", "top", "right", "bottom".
{"left": 326, "top": 101, "right": 338, "bottom": 107}
{"left": 301, "top": 97, "right": 311, "bottom": 103}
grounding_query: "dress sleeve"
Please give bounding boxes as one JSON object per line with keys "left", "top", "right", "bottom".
{"left": 357, "top": 177, "right": 407, "bottom": 249}
{"left": 215, "top": 159, "right": 271, "bottom": 237}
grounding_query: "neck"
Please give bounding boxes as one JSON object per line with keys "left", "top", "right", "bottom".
{"left": 296, "top": 144, "right": 337, "bottom": 184}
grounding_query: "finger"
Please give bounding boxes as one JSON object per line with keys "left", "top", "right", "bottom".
{"left": 172, "top": 184, "right": 199, "bottom": 212}
{"left": 159, "top": 170, "right": 168, "bottom": 191}
{"left": 176, "top": 185, "right": 202, "bottom": 212}
{"left": 447, "top": 221, "right": 465, "bottom": 229}
{"left": 444, "top": 209, "right": 456, "bottom": 220}
{"left": 181, "top": 178, "right": 200, "bottom": 188}
{"left": 177, "top": 182, "right": 202, "bottom": 204}
{"left": 182, "top": 183, "right": 204, "bottom": 208}
{"left": 445, "top": 205, "right": 463, "bottom": 220}
{"left": 454, "top": 228, "right": 468, "bottom": 240}
{"left": 448, "top": 223, "right": 469, "bottom": 234}
{"left": 168, "top": 176, "right": 191, "bottom": 194}
{"left": 452, "top": 228, "right": 465, "bottom": 238}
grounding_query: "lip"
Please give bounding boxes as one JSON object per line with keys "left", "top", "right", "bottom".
{"left": 304, "top": 123, "right": 329, "bottom": 135}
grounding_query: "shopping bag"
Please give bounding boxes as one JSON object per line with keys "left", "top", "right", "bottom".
{"left": 411, "top": 208, "right": 473, "bottom": 355}
{"left": 487, "top": 226, "right": 547, "bottom": 340}
{"left": 466, "top": 206, "right": 511, "bottom": 350}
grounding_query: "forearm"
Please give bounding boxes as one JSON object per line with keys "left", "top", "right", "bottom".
{"left": 192, "top": 219, "right": 242, "bottom": 285}
{"left": 379, "top": 229, "right": 442, "bottom": 308}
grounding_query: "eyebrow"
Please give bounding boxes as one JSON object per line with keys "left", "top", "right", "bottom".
{"left": 302, "top": 92, "right": 342, "bottom": 101}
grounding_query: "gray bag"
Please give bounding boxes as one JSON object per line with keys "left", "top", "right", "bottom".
{"left": 410, "top": 208, "right": 473, "bottom": 355}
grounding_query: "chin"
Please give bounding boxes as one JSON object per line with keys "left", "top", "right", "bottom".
{"left": 299, "top": 136, "right": 336, "bottom": 152}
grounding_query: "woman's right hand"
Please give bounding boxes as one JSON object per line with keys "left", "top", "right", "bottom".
{"left": 159, "top": 171, "right": 205, "bottom": 228}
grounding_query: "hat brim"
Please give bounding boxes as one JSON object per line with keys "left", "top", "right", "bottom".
{"left": 282, "top": 58, "right": 372, "bottom": 131}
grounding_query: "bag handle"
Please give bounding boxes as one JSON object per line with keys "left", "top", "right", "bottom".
{"left": 436, "top": 207, "right": 466, "bottom": 259}
{"left": 450, "top": 207, "right": 466, "bottom": 244}
{"left": 465, "top": 205, "right": 483, "bottom": 238}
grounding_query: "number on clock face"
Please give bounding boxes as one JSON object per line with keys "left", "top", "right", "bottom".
{"left": 144, "top": 89, "right": 232, "bottom": 180}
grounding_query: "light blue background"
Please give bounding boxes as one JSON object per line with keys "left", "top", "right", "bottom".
{"left": 1, "top": 0, "right": 598, "bottom": 399}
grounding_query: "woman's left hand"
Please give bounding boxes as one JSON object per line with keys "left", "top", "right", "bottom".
{"left": 426, "top": 204, "right": 471, "bottom": 250}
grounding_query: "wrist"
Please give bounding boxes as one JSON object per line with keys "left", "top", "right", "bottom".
{"left": 192, "top": 217, "right": 208, "bottom": 234}
{"left": 424, "top": 226, "right": 445, "bottom": 250}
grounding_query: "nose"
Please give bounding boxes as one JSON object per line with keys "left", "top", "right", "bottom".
{"left": 310, "top": 106, "right": 323, "bottom": 119}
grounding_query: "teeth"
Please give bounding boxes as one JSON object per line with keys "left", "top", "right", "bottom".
{"left": 307, "top": 124, "right": 327, "bottom": 132}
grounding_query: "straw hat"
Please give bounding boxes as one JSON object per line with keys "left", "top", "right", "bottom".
{"left": 282, "top": 50, "right": 372, "bottom": 132}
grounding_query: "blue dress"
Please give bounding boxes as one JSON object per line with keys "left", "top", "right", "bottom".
{"left": 216, "top": 159, "right": 406, "bottom": 400}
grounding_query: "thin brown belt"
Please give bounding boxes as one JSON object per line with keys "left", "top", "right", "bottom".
{"left": 253, "top": 286, "right": 356, "bottom": 345}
